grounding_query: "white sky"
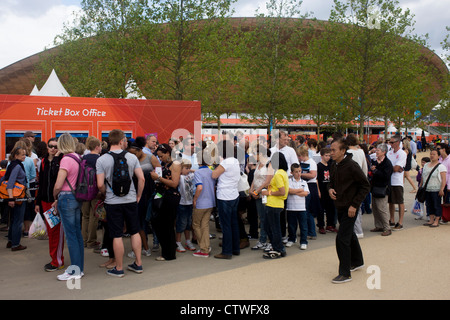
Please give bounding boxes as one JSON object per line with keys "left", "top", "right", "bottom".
{"left": 0, "top": 0, "right": 448, "bottom": 69}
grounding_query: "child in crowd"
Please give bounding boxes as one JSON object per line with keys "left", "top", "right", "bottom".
{"left": 296, "top": 146, "right": 319, "bottom": 238}
{"left": 286, "top": 163, "right": 310, "bottom": 249}
{"left": 317, "top": 147, "right": 337, "bottom": 232}
{"left": 414, "top": 156, "right": 430, "bottom": 220}
{"left": 175, "top": 159, "right": 196, "bottom": 252}
{"left": 192, "top": 149, "right": 217, "bottom": 257}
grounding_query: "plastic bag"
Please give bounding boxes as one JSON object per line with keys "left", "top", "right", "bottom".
{"left": 411, "top": 199, "right": 424, "bottom": 217}
{"left": 29, "top": 213, "right": 48, "bottom": 240}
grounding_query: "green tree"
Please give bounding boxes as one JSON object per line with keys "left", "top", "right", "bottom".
{"left": 36, "top": 0, "right": 150, "bottom": 98}
{"left": 138, "top": 0, "right": 237, "bottom": 101}
{"left": 307, "top": 0, "right": 441, "bottom": 140}
{"left": 239, "top": 0, "right": 310, "bottom": 135}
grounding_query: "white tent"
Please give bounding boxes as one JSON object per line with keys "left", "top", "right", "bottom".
{"left": 34, "top": 69, "right": 70, "bottom": 97}
{"left": 125, "top": 77, "right": 146, "bottom": 99}
{"left": 29, "top": 84, "right": 39, "bottom": 95}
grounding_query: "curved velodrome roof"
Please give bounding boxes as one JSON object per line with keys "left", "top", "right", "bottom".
{"left": 0, "top": 18, "right": 448, "bottom": 96}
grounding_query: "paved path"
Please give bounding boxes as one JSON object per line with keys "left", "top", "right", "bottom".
{"left": 1, "top": 154, "right": 449, "bottom": 300}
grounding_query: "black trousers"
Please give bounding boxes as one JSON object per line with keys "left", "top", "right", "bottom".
{"left": 151, "top": 191, "right": 180, "bottom": 260}
{"left": 336, "top": 206, "right": 364, "bottom": 277}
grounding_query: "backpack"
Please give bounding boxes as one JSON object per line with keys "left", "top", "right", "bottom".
{"left": 106, "top": 150, "right": 131, "bottom": 197}
{"left": 64, "top": 153, "right": 99, "bottom": 201}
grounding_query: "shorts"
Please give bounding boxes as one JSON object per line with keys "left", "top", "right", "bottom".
{"left": 104, "top": 202, "right": 140, "bottom": 238}
{"left": 176, "top": 204, "right": 193, "bottom": 233}
{"left": 388, "top": 186, "right": 404, "bottom": 204}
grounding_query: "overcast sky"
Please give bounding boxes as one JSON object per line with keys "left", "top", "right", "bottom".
{"left": 0, "top": 0, "right": 448, "bottom": 70}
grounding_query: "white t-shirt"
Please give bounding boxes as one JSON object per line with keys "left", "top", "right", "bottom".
{"left": 422, "top": 163, "right": 447, "bottom": 192}
{"left": 286, "top": 177, "right": 309, "bottom": 211}
{"left": 347, "top": 148, "right": 368, "bottom": 175}
{"left": 300, "top": 158, "right": 317, "bottom": 183}
{"left": 216, "top": 157, "right": 240, "bottom": 201}
{"left": 386, "top": 148, "right": 407, "bottom": 186}
{"left": 270, "top": 145, "right": 299, "bottom": 175}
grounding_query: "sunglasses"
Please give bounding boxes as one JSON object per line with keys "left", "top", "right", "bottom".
{"left": 48, "top": 145, "right": 58, "bottom": 149}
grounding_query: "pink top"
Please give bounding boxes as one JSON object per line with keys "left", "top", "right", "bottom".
{"left": 60, "top": 153, "right": 80, "bottom": 192}
{"left": 441, "top": 155, "right": 450, "bottom": 190}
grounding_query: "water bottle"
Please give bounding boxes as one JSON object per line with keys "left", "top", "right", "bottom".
{"left": 261, "top": 188, "right": 267, "bottom": 204}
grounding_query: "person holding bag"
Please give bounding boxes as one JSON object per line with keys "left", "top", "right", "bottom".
{"left": 420, "top": 149, "right": 447, "bottom": 227}
{"left": 2, "top": 146, "right": 28, "bottom": 251}
{"left": 35, "top": 138, "right": 65, "bottom": 271}
{"left": 369, "top": 143, "right": 393, "bottom": 236}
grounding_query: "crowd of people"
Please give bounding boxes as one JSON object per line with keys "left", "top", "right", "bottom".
{"left": 0, "top": 129, "right": 448, "bottom": 284}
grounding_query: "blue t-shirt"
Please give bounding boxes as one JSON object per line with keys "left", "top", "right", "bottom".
{"left": 193, "top": 166, "right": 216, "bottom": 209}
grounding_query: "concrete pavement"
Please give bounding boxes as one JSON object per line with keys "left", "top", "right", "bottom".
{"left": 1, "top": 156, "right": 449, "bottom": 300}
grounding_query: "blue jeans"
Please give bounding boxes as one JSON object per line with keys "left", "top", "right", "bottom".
{"left": 287, "top": 210, "right": 308, "bottom": 245}
{"left": 255, "top": 198, "right": 268, "bottom": 243}
{"left": 217, "top": 197, "right": 240, "bottom": 255}
{"left": 8, "top": 202, "right": 26, "bottom": 247}
{"left": 264, "top": 206, "right": 285, "bottom": 253}
{"left": 58, "top": 192, "right": 84, "bottom": 272}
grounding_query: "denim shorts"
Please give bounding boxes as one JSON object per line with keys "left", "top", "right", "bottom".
{"left": 176, "top": 204, "right": 193, "bottom": 233}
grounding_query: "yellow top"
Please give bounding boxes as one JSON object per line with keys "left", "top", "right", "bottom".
{"left": 267, "top": 169, "right": 289, "bottom": 208}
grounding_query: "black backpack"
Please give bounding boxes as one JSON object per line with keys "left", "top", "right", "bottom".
{"left": 106, "top": 150, "right": 131, "bottom": 197}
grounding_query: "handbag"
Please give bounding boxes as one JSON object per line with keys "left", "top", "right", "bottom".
{"left": 0, "top": 180, "right": 26, "bottom": 199}
{"left": 416, "top": 163, "right": 440, "bottom": 203}
{"left": 372, "top": 185, "right": 388, "bottom": 198}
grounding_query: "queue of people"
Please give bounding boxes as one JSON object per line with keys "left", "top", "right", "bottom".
{"left": 0, "top": 129, "right": 448, "bottom": 284}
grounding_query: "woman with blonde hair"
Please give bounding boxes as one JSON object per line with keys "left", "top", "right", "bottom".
{"left": 52, "top": 133, "right": 84, "bottom": 281}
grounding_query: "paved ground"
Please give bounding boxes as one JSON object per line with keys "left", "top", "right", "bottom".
{"left": 1, "top": 151, "right": 449, "bottom": 301}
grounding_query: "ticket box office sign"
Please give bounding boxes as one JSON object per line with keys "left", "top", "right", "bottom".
{"left": 0, "top": 94, "right": 201, "bottom": 159}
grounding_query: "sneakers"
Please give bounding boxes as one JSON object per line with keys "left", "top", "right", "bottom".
{"left": 100, "top": 248, "right": 109, "bottom": 257}
{"left": 350, "top": 264, "right": 364, "bottom": 272}
{"left": 106, "top": 267, "right": 125, "bottom": 278}
{"left": 185, "top": 241, "right": 196, "bottom": 251}
{"left": 263, "top": 250, "right": 286, "bottom": 259}
{"left": 285, "top": 241, "right": 295, "bottom": 247}
{"left": 57, "top": 270, "right": 84, "bottom": 281}
{"left": 326, "top": 226, "right": 338, "bottom": 233}
{"left": 142, "top": 249, "right": 152, "bottom": 257}
{"left": 318, "top": 228, "right": 326, "bottom": 234}
{"left": 300, "top": 244, "right": 307, "bottom": 250}
{"left": 127, "top": 262, "right": 143, "bottom": 274}
{"left": 332, "top": 275, "right": 352, "bottom": 284}
{"left": 44, "top": 263, "right": 64, "bottom": 272}
{"left": 193, "top": 250, "right": 209, "bottom": 258}
{"left": 392, "top": 223, "right": 403, "bottom": 231}
{"left": 176, "top": 242, "right": 186, "bottom": 253}
{"left": 251, "top": 242, "right": 267, "bottom": 250}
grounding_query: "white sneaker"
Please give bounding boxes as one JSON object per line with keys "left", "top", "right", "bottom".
{"left": 100, "top": 248, "right": 109, "bottom": 257}
{"left": 185, "top": 241, "right": 196, "bottom": 251}
{"left": 142, "top": 249, "right": 152, "bottom": 257}
{"left": 57, "top": 270, "right": 84, "bottom": 281}
{"left": 300, "top": 244, "right": 307, "bottom": 250}
{"left": 176, "top": 242, "right": 186, "bottom": 253}
{"left": 356, "top": 233, "right": 364, "bottom": 239}
{"left": 285, "top": 241, "right": 294, "bottom": 247}
{"left": 251, "top": 241, "right": 265, "bottom": 250}
{"left": 127, "top": 251, "right": 136, "bottom": 258}
{"left": 282, "top": 237, "right": 288, "bottom": 244}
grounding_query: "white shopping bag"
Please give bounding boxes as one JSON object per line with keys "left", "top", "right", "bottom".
{"left": 29, "top": 213, "right": 48, "bottom": 240}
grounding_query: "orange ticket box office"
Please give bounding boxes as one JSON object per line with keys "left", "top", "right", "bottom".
{"left": 0, "top": 94, "right": 201, "bottom": 160}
